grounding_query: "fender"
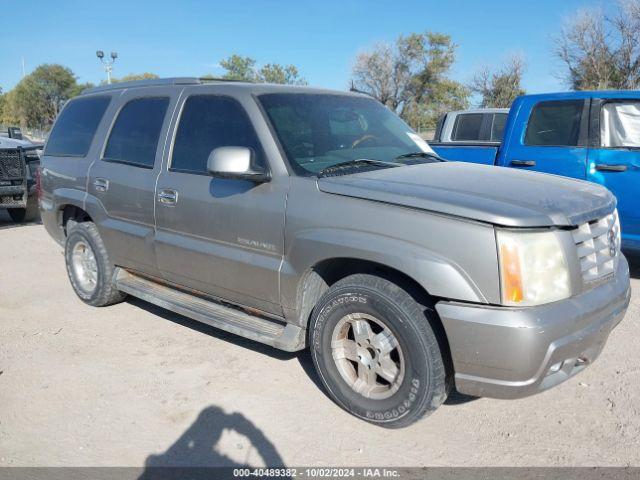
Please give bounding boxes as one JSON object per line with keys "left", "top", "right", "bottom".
{"left": 280, "top": 228, "right": 489, "bottom": 325}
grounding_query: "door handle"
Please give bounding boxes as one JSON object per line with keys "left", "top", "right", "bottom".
{"left": 157, "top": 189, "right": 178, "bottom": 206}
{"left": 93, "top": 178, "right": 109, "bottom": 192}
{"left": 595, "top": 164, "right": 627, "bottom": 172}
{"left": 510, "top": 160, "right": 536, "bottom": 167}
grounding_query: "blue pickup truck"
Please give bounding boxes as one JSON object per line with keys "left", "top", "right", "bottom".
{"left": 430, "top": 91, "right": 640, "bottom": 252}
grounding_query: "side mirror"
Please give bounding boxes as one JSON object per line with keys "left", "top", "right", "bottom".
{"left": 206, "top": 147, "right": 270, "bottom": 182}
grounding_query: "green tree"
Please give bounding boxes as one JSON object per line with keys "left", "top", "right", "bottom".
{"left": 351, "top": 32, "right": 469, "bottom": 130}
{"left": 108, "top": 72, "right": 159, "bottom": 84}
{"left": 470, "top": 55, "right": 526, "bottom": 108}
{"left": 218, "top": 55, "right": 307, "bottom": 84}
{"left": 12, "top": 64, "right": 78, "bottom": 128}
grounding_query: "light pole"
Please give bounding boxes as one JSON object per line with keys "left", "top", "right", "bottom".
{"left": 96, "top": 50, "right": 118, "bottom": 84}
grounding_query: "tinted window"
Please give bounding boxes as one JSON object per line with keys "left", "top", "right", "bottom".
{"left": 490, "top": 113, "right": 508, "bottom": 142}
{"left": 452, "top": 113, "right": 483, "bottom": 141}
{"left": 525, "top": 100, "right": 584, "bottom": 146}
{"left": 171, "top": 95, "right": 264, "bottom": 174}
{"left": 45, "top": 96, "right": 111, "bottom": 157}
{"left": 103, "top": 97, "right": 169, "bottom": 168}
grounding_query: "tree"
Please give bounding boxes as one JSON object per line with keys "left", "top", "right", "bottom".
{"left": 11, "top": 64, "right": 78, "bottom": 128}
{"left": 110, "top": 72, "right": 159, "bottom": 84}
{"left": 218, "top": 55, "right": 307, "bottom": 85}
{"left": 555, "top": 0, "right": 640, "bottom": 90}
{"left": 470, "top": 55, "right": 526, "bottom": 108}
{"left": 351, "top": 32, "right": 469, "bottom": 130}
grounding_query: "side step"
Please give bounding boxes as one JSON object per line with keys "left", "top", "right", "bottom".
{"left": 114, "top": 268, "right": 305, "bottom": 352}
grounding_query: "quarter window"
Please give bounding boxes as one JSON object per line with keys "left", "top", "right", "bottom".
{"left": 171, "top": 95, "right": 264, "bottom": 174}
{"left": 524, "top": 100, "right": 584, "bottom": 146}
{"left": 103, "top": 97, "right": 169, "bottom": 168}
{"left": 45, "top": 96, "right": 111, "bottom": 157}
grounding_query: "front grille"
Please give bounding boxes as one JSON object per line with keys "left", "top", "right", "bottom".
{"left": 571, "top": 211, "right": 621, "bottom": 284}
{"left": 0, "top": 149, "right": 26, "bottom": 181}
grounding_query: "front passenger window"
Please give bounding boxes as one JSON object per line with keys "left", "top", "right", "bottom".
{"left": 171, "top": 95, "right": 265, "bottom": 174}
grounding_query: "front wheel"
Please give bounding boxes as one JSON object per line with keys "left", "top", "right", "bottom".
{"left": 309, "top": 274, "right": 449, "bottom": 428}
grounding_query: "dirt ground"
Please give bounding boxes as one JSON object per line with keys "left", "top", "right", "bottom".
{"left": 1, "top": 212, "right": 639, "bottom": 468}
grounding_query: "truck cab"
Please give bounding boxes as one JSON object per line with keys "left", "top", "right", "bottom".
{"left": 431, "top": 92, "right": 640, "bottom": 252}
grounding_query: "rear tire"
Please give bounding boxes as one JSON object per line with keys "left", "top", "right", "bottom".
{"left": 309, "top": 274, "right": 449, "bottom": 428}
{"left": 65, "top": 221, "right": 127, "bottom": 307}
{"left": 8, "top": 195, "right": 39, "bottom": 223}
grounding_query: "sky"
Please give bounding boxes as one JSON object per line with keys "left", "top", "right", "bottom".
{"left": 0, "top": 0, "right": 617, "bottom": 100}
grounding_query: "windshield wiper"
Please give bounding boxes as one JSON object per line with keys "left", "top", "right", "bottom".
{"left": 317, "top": 159, "right": 401, "bottom": 178}
{"left": 394, "top": 151, "right": 443, "bottom": 162}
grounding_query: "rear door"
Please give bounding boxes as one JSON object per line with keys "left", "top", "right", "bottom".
{"left": 86, "top": 87, "right": 176, "bottom": 277}
{"left": 587, "top": 98, "right": 640, "bottom": 249}
{"left": 503, "top": 98, "right": 589, "bottom": 178}
{"left": 154, "top": 89, "right": 288, "bottom": 315}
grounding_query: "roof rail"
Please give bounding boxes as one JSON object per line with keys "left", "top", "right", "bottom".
{"left": 83, "top": 77, "right": 202, "bottom": 94}
{"left": 83, "top": 76, "right": 256, "bottom": 95}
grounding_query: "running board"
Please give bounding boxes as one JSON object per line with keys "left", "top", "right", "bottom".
{"left": 113, "top": 268, "right": 305, "bottom": 352}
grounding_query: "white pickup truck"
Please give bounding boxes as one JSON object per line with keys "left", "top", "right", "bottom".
{"left": 433, "top": 108, "right": 509, "bottom": 143}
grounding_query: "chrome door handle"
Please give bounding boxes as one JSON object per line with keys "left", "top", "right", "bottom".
{"left": 595, "top": 164, "right": 627, "bottom": 172}
{"left": 158, "top": 189, "right": 178, "bottom": 205}
{"left": 510, "top": 160, "right": 536, "bottom": 167}
{"left": 93, "top": 178, "right": 109, "bottom": 192}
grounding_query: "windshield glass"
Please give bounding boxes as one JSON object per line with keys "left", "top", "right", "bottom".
{"left": 258, "top": 93, "right": 437, "bottom": 176}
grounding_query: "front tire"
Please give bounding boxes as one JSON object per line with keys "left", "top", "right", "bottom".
{"left": 65, "top": 221, "right": 126, "bottom": 307}
{"left": 309, "top": 274, "right": 449, "bottom": 428}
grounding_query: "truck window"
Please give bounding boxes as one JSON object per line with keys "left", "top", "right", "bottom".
{"left": 601, "top": 101, "right": 640, "bottom": 148}
{"left": 524, "top": 100, "right": 584, "bottom": 147}
{"left": 103, "top": 97, "right": 169, "bottom": 168}
{"left": 171, "top": 95, "right": 265, "bottom": 174}
{"left": 452, "top": 113, "right": 484, "bottom": 141}
{"left": 45, "top": 96, "right": 111, "bottom": 157}
{"left": 490, "top": 113, "right": 508, "bottom": 142}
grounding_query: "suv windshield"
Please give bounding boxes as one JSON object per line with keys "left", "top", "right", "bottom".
{"left": 258, "top": 93, "right": 438, "bottom": 176}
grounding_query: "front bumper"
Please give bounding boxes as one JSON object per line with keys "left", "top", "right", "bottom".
{"left": 436, "top": 255, "right": 631, "bottom": 399}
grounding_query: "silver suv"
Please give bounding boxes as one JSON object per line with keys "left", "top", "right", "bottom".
{"left": 40, "top": 78, "right": 631, "bottom": 428}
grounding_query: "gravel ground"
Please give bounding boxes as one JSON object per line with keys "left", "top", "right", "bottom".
{"left": 1, "top": 214, "right": 639, "bottom": 467}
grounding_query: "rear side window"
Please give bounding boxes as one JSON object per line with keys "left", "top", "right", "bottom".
{"left": 103, "top": 97, "right": 169, "bottom": 168}
{"left": 600, "top": 101, "right": 640, "bottom": 147}
{"left": 525, "top": 100, "right": 584, "bottom": 146}
{"left": 490, "top": 113, "right": 508, "bottom": 142}
{"left": 45, "top": 96, "right": 111, "bottom": 157}
{"left": 452, "top": 113, "right": 483, "bottom": 141}
{"left": 171, "top": 95, "right": 264, "bottom": 174}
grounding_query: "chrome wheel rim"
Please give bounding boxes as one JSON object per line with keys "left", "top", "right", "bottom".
{"left": 331, "top": 312, "right": 405, "bottom": 400}
{"left": 71, "top": 240, "right": 98, "bottom": 293}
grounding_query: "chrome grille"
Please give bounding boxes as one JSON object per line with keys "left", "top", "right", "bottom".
{"left": 571, "top": 210, "right": 621, "bottom": 284}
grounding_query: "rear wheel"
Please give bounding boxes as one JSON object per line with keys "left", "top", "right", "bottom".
{"left": 309, "top": 274, "right": 449, "bottom": 428}
{"left": 65, "top": 221, "right": 126, "bottom": 306}
{"left": 8, "top": 195, "right": 39, "bottom": 223}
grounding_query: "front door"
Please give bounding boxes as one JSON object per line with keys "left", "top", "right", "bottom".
{"left": 587, "top": 98, "right": 640, "bottom": 250}
{"left": 154, "top": 91, "right": 287, "bottom": 315}
{"left": 504, "top": 98, "right": 589, "bottom": 179}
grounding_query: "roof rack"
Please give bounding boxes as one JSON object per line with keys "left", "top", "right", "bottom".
{"left": 82, "top": 76, "right": 252, "bottom": 95}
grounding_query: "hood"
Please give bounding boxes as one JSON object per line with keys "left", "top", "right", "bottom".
{"left": 0, "top": 136, "right": 35, "bottom": 148}
{"left": 317, "top": 162, "right": 615, "bottom": 227}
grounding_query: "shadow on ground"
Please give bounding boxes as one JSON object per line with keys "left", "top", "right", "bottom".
{"left": 138, "top": 405, "right": 287, "bottom": 479}
{"left": 625, "top": 251, "right": 640, "bottom": 279}
{"left": 0, "top": 210, "right": 41, "bottom": 230}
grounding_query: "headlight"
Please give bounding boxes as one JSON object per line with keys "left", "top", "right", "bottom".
{"left": 497, "top": 229, "right": 571, "bottom": 306}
